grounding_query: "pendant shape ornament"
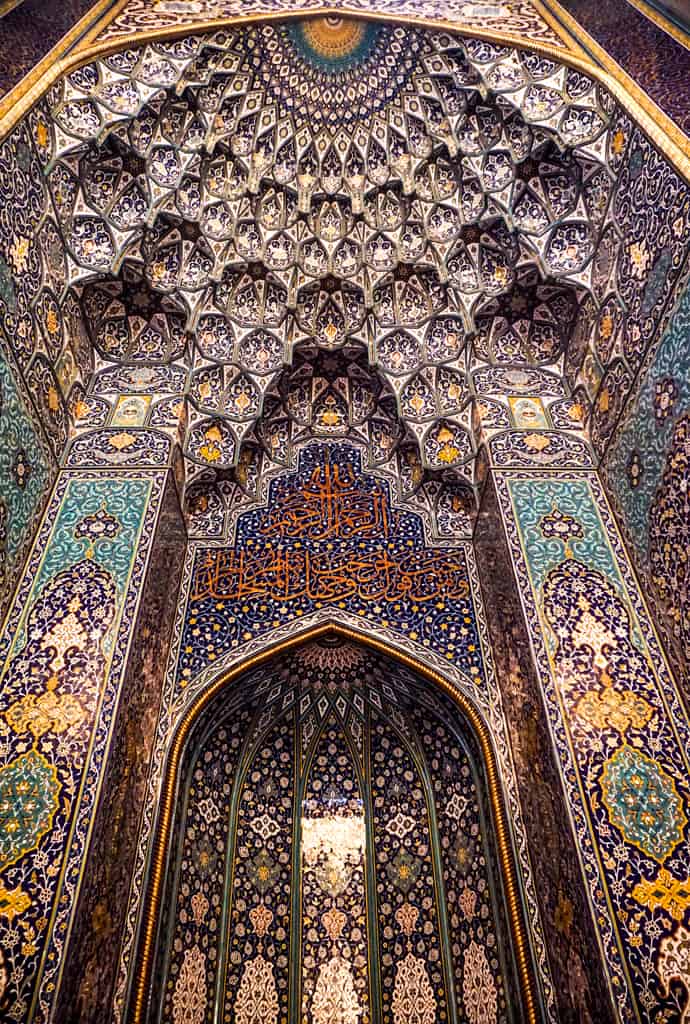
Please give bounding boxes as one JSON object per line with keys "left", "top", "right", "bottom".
{"left": 391, "top": 952, "right": 436, "bottom": 1024}
{"left": 463, "top": 940, "right": 498, "bottom": 1024}
{"left": 600, "top": 745, "right": 687, "bottom": 862}
{"left": 172, "top": 944, "right": 207, "bottom": 1024}
{"left": 0, "top": 750, "right": 60, "bottom": 873}
{"left": 236, "top": 954, "right": 279, "bottom": 1024}
{"left": 312, "top": 955, "right": 361, "bottom": 1024}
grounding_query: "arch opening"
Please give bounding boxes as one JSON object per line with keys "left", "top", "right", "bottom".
{"left": 137, "top": 630, "right": 539, "bottom": 1024}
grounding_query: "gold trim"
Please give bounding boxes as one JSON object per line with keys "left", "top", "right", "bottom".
{"left": 0, "top": 0, "right": 120, "bottom": 126}
{"left": 542, "top": 0, "right": 690, "bottom": 169}
{"left": 1, "top": 5, "right": 688, "bottom": 180}
{"left": 625, "top": 0, "right": 690, "bottom": 51}
{"left": 127, "top": 623, "right": 540, "bottom": 1024}
{"left": 529, "top": 0, "right": 590, "bottom": 57}
{"left": 0, "top": 0, "right": 26, "bottom": 17}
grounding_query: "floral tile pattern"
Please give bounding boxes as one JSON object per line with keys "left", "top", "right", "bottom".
{"left": 0, "top": 343, "right": 54, "bottom": 622}
{"left": 156, "top": 643, "right": 516, "bottom": 1024}
{"left": 498, "top": 471, "right": 690, "bottom": 1023}
{"left": 113, "top": 441, "right": 556, "bottom": 1024}
{"left": 603, "top": 276, "right": 690, "bottom": 687}
{"left": 0, "top": 471, "right": 164, "bottom": 1023}
{"left": 553, "top": 0, "right": 690, "bottom": 135}
{"left": 97, "top": 0, "right": 565, "bottom": 47}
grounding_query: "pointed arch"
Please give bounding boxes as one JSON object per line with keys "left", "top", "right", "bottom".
{"left": 128, "top": 621, "right": 540, "bottom": 1024}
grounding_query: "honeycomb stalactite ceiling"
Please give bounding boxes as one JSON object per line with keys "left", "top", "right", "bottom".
{"left": 38, "top": 16, "right": 619, "bottom": 516}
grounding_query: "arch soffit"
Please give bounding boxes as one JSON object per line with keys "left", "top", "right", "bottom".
{"left": 131, "top": 618, "right": 540, "bottom": 1024}
{"left": 1, "top": 4, "right": 688, "bottom": 180}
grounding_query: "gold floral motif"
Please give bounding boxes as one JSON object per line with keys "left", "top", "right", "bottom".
{"left": 108, "top": 431, "right": 137, "bottom": 451}
{"left": 45, "top": 308, "right": 59, "bottom": 334}
{"left": 190, "top": 892, "right": 209, "bottom": 926}
{"left": 0, "top": 883, "right": 31, "bottom": 922}
{"left": 34, "top": 119, "right": 49, "bottom": 148}
{"left": 8, "top": 235, "right": 29, "bottom": 273}
{"left": 575, "top": 687, "right": 653, "bottom": 736}
{"left": 633, "top": 869, "right": 690, "bottom": 922}
{"left": 5, "top": 685, "right": 85, "bottom": 740}
{"left": 322, "top": 906, "right": 346, "bottom": 941}
{"left": 395, "top": 901, "right": 419, "bottom": 936}
{"left": 523, "top": 433, "right": 551, "bottom": 452}
{"left": 248, "top": 903, "right": 272, "bottom": 937}
{"left": 629, "top": 239, "right": 651, "bottom": 278}
{"left": 611, "top": 128, "right": 626, "bottom": 156}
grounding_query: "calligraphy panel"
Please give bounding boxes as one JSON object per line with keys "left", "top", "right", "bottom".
{"left": 181, "top": 444, "right": 482, "bottom": 685}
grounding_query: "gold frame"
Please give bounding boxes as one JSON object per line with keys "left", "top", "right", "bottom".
{"left": 0, "top": 4, "right": 688, "bottom": 180}
{"left": 128, "top": 622, "right": 540, "bottom": 1024}
{"left": 541, "top": 0, "right": 690, "bottom": 167}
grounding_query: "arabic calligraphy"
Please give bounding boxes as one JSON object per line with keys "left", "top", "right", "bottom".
{"left": 191, "top": 548, "right": 469, "bottom": 605}
{"left": 179, "top": 444, "right": 483, "bottom": 686}
{"left": 258, "top": 461, "right": 394, "bottom": 542}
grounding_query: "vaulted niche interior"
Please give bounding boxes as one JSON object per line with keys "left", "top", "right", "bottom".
{"left": 151, "top": 639, "right": 526, "bottom": 1023}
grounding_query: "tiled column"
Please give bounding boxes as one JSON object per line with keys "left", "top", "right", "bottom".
{"left": 482, "top": 452, "right": 690, "bottom": 1023}
{"left": 0, "top": 434, "right": 185, "bottom": 1023}
{"left": 475, "top": 475, "right": 614, "bottom": 1024}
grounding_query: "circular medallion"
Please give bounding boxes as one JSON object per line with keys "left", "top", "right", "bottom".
{"left": 289, "top": 17, "right": 378, "bottom": 71}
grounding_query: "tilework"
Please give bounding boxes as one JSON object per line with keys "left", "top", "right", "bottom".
{"left": 0, "top": 470, "right": 165, "bottom": 1023}
{"left": 475, "top": 476, "right": 614, "bottom": 1023}
{"left": 570, "top": 120, "right": 690, "bottom": 459}
{"left": 551, "top": 0, "right": 690, "bottom": 133}
{"left": 603, "top": 275, "right": 690, "bottom": 687}
{"left": 54, "top": 474, "right": 185, "bottom": 1024}
{"left": 0, "top": 118, "right": 93, "bottom": 457}
{"left": 181, "top": 443, "right": 483, "bottom": 684}
{"left": 156, "top": 644, "right": 517, "bottom": 1024}
{"left": 0, "top": 0, "right": 99, "bottom": 99}
{"left": 0, "top": 341, "right": 54, "bottom": 623}
{"left": 497, "top": 471, "right": 690, "bottom": 1023}
{"left": 113, "top": 442, "right": 556, "bottom": 1024}
{"left": 97, "top": 0, "right": 565, "bottom": 46}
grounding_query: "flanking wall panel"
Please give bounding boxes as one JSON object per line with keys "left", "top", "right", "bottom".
{"left": 0, "top": 340, "right": 54, "bottom": 623}
{"left": 495, "top": 470, "right": 690, "bottom": 1023}
{"left": 0, "top": 470, "right": 167, "bottom": 1023}
{"left": 603, "top": 273, "right": 690, "bottom": 689}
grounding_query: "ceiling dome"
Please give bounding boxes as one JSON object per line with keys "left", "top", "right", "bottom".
{"left": 38, "top": 17, "right": 617, "bottom": 532}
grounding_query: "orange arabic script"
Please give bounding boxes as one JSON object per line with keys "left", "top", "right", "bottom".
{"left": 258, "top": 462, "right": 393, "bottom": 541}
{"left": 191, "top": 547, "right": 469, "bottom": 605}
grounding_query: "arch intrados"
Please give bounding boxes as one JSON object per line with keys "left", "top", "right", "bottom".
{"left": 129, "top": 620, "right": 540, "bottom": 1024}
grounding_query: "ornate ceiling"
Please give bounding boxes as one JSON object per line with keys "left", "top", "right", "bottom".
{"left": 35, "top": 16, "right": 621, "bottom": 530}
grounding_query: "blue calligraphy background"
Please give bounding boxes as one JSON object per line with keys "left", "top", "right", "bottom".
{"left": 179, "top": 444, "right": 483, "bottom": 684}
